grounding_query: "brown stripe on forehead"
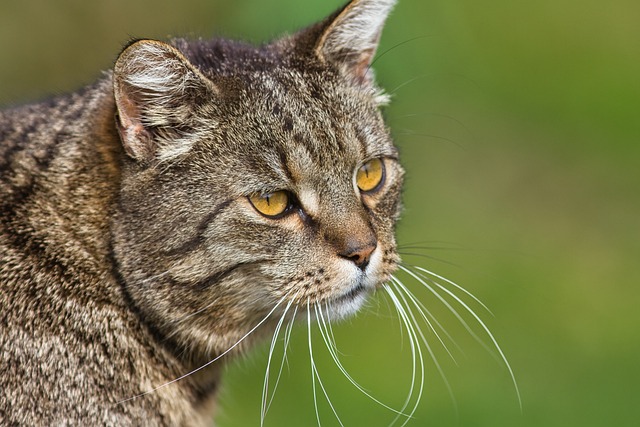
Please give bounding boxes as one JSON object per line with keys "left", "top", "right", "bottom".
{"left": 281, "top": 115, "right": 293, "bottom": 133}
{"left": 271, "top": 103, "right": 294, "bottom": 134}
{"left": 270, "top": 82, "right": 341, "bottom": 154}
{"left": 292, "top": 131, "right": 318, "bottom": 158}
{"left": 282, "top": 134, "right": 316, "bottom": 184}
{"left": 276, "top": 148, "right": 295, "bottom": 184}
{"left": 289, "top": 112, "right": 352, "bottom": 161}
{"left": 266, "top": 100, "right": 311, "bottom": 184}
{"left": 282, "top": 128, "right": 358, "bottom": 184}
{"left": 266, "top": 77, "right": 367, "bottom": 167}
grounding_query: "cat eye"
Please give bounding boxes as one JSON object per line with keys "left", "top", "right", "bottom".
{"left": 248, "top": 190, "right": 292, "bottom": 218}
{"left": 356, "top": 158, "right": 385, "bottom": 193}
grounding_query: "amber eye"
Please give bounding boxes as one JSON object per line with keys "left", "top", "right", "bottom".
{"left": 356, "top": 158, "right": 385, "bottom": 193}
{"left": 249, "top": 191, "right": 291, "bottom": 218}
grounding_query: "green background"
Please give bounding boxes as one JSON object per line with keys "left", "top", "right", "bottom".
{"left": 2, "top": 0, "right": 638, "bottom": 426}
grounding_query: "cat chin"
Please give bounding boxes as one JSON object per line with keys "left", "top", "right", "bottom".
{"left": 323, "top": 282, "right": 371, "bottom": 321}
{"left": 324, "top": 293, "right": 369, "bottom": 321}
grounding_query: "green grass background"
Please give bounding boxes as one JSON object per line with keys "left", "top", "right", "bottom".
{"left": 2, "top": 0, "right": 638, "bottom": 426}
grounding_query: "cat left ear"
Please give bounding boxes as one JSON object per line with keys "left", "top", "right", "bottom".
{"left": 113, "top": 39, "right": 217, "bottom": 164}
{"left": 314, "top": 0, "right": 396, "bottom": 84}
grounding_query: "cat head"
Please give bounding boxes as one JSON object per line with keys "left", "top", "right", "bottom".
{"left": 111, "top": 0, "right": 403, "bottom": 357}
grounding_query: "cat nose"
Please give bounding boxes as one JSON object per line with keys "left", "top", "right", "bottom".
{"left": 338, "top": 239, "right": 377, "bottom": 270}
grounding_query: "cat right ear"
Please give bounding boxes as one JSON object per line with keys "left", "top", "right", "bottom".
{"left": 113, "top": 39, "right": 217, "bottom": 164}
{"left": 312, "top": 0, "right": 397, "bottom": 85}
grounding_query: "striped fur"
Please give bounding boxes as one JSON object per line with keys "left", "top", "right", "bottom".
{"left": 0, "top": 1, "right": 401, "bottom": 425}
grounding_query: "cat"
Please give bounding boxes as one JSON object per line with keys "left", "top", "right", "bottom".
{"left": 0, "top": 0, "right": 405, "bottom": 425}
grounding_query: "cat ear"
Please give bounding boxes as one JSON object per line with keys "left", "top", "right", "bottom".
{"left": 113, "top": 39, "right": 217, "bottom": 163}
{"left": 314, "top": 0, "right": 396, "bottom": 84}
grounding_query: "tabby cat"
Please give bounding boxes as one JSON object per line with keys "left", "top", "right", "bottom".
{"left": 0, "top": 0, "right": 405, "bottom": 425}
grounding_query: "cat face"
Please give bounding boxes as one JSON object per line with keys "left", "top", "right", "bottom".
{"left": 111, "top": 0, "right": 402, "bottom": 357}
{"left": 188, "top": 66, "right": 404, "bottom": 317}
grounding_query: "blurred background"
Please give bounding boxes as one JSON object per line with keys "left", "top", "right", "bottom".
{"left": 1, "top": 0, "right": 638, "bottom": 425}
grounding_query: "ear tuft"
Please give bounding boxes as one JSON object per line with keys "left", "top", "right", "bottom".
{"left": 113, "top": 40, "right": 216, "bottom": 163}
{"left": 315, "top": 0, "right": 396, "bottom": 84}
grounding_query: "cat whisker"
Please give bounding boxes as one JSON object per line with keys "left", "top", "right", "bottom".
{"left": 390, "top": 278, "right": 459, "bottom": 413}
{"left": 261, "top": 291, "right": 298, "bottom": 426}
{"left": 399, "top": 239, "right": 466, "bottom": 248}
{"left": 265, "top": 305, "right": 299, "bottom": 413}
{"left": 401, "top": 265, "right": 522, "bottom": 410}
{"left": 411, "top": 265, "right": 494, "bottom": 316}
{"left": 383, "top": 286, "right": 424, "bottom": 427}
{"left": 325, "top": 301, "right": 342, "bottom": 354}
{"left": 392, "top": 111, "right": 477, "bottom": 142}
{"left": 311, "top": 303, "right": 345, "bottom": 427}
{"left": 391, "top": 277, "right": 460, "bottom": 364}
{"left": 395, "top": 129, "right": 466, "bottom": 150}
{"left": 117, "top": 289, "right": 294, "bottom": 404}
{"left": 401, "top": 278, "right": 464, "bottom": 358}
{"left": 387, "top": 74, "right": 430, "bottom": 97}
{"left": 315, "top": 302, "right": 408, "bottom": 417}
{"left": 307, "top": 300, "right": 322, "bottom": 427}
{"left": 397, "top": 251, "right": 463, "bottom": 269}
{"left": 369, "top": 35, "right": 438, "bottom": 70}
{"left": 389, "top": 70, "right": 481, "bottom": 100}
{"left": 398, "top": 265, "right": 492, "bottom": 352}
{"left": 397, "top": 245, "right": 466, "bottom": 252}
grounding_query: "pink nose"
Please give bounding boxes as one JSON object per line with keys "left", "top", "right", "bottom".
{"left": 338, "top": 240, "right": 377, "bottom": 270}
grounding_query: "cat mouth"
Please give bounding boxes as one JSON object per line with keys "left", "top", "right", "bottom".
{"left": 333, "top": 282, "right": 366, "bottom": 304}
